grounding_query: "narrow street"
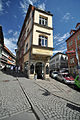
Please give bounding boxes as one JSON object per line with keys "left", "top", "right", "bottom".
{"left": 0, "top": 70, "right": 80, "bottom": 120}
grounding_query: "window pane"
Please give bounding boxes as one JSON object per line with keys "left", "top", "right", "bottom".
{"left": 42, "top": 39, "right": 44, "bottom": 46}
{"left": 45, "top": 40, "right": 47, "bottom": 47}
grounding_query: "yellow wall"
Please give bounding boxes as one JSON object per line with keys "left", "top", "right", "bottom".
{"left": 34, "top": 10, "right": 53, "bottom": 28}
{"left": 33, "top": 25, "right": 53, "bottom": 48}
{"left": 32, "top": 48, "right": 53, "bottom": 56}
{"left": 33, "top": 9, "right": 53, "bottom": 48}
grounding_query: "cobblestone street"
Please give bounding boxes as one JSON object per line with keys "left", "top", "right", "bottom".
{"left": 18, "top": 78, "right": 80, "bottom": 120}
{"left": 0, "top": 71, "right": 36, "bottom": 120}
{"left": 0, "top": 71, "right": 80, "bottom": 120}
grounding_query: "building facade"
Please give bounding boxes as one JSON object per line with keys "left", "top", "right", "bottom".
{"left": 17, "top": 4, "right": 53, "bottom": 79}
{"left": 0, "top": 26, "right": 16, "bottom": 69}
{"left": 66, "top": 23, "right": 80, "bottom": 74}
{"left": 49, "top": 52, "right": 68, "bottom": 71}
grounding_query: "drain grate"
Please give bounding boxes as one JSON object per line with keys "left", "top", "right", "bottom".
{"left": 66, "top": 103, "right": 80, "bottom": 112}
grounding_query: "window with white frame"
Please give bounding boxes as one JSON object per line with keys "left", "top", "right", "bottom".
{"left": 39, "top": 16, "right": 48, "bottom": 26}
{"left": 39, "top": 35, "right": 48, "bottom": 47}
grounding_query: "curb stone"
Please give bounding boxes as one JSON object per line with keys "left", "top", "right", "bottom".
{"left": 17, "top": 78, "right": 46, "bottom": 120}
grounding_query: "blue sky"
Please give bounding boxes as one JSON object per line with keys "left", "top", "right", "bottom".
{"left": 0, "top": 0, "right": 80, "bottom": 55}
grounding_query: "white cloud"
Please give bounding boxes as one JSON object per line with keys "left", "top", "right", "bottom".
{"left": 0, "top": 0, "right": 10, "bottom": 14}
{"left": 8, "top": 30, "right": 13, "bottom": 34}
{"left": 62, "top": 12, "right": 74, "bottom": 22}
{"left": 54, "top": 32, "right": 70, "bottom": 54}
{"left": 13, "top": 31, "right": 19, "bottom": 38}
{"left": 0, "top": 0, "right": 3, "bottom": 13}
{"left": 53, "top": 49, "right": 67, "bottom": 54}
{"left": 54, "top": 32, "right": 70, "bottom": 45}
{"left": 4, "top": 37, "right": 17, "bottom": 55}
{"left": 38, "top": 3, "right": 45, "bottom": 10}
{"left": 53, "top": 50, "right": 62, "bottom": 54}
{"left": 20, "top": 0, "right": 38, "bottom": 16}
{"left": 63, "top": 13, "right": 71, "bottom": 20}
{"left": 20, "top": 0, "right": 46, "bottom": 16}
{"left": 5, "top": 0, "right": 10, "bottom": 7}
{"left": 13, "top": 15, "right": 17, "bottom": 18}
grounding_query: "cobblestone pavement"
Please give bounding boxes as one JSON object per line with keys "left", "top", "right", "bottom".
{"left": 0, "top": 71, "right": 32, "bottom": 120}
{"left": 35, "top": 78, "right": 80, "bottom": 105}
{"left": 19, "top": 78, "right": 80, "bottom": 120}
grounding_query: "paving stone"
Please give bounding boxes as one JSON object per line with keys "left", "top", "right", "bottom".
{"left": 18, "top": 78, "right": 80, "bottom": 120}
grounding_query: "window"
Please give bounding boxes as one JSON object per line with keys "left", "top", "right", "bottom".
{"left": 70, "top": 57, "right": 74, "bottom": 64}
{"left": 69, "top": 40, "right": 73, "bottom": 47}
{"left": 39, "top": 35, "right": 48, "bottom": 47}
{"left": 30, "top": 64, "right": 34, "bottom": 74}
{"left": 25, "top": 43, "right": 28, "bottom": 52}
{"left": 56, "top": 57, "right": 59, "bottom": 61}
{"left": 39, "top": 16, "right": 48, "bottom": 26}
{"left": 77, "top": 35, "right": 80, "bottom": 40}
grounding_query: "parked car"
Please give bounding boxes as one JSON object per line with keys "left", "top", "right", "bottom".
{"left": 51, "top": 71, "right": 58, "bottom": 79}
{"left": 57, "top": 73, "right": 74, "bottom": 84}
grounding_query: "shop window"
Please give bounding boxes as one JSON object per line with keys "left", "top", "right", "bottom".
{"left": 30, "top": 64, "right": 34, "bottom": 74}
{"left": 39, "top": 16, "right": 48, "bottom": 26}
{"left": 39, "top": 35, "right": 47, "bottom": 47}
{"left": 46, "top": 65, "right": 49, "bottom": 74}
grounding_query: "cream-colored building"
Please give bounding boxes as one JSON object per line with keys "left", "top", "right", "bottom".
{"left": 17, "top": 4, "right": 53, "bottom": 79}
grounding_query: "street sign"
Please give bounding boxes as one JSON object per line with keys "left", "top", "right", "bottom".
{"left": 66, "top": 50, "right": 75, "bottom": 54}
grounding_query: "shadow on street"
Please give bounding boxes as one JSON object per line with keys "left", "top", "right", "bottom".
{"left": 1, "top": 68, "right": 28, "bottom": 78}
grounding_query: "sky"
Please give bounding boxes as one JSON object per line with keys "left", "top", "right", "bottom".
{"left": 0, "top": 0, "right": 80, "bottom": 55}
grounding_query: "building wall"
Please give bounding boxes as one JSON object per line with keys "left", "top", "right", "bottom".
{"left": 33, "top": 9, "right": 53, "bottom": 48}
{"left": 33, "top": 25, "right": 53, "bottom": 48}
{"left": 17, "top": 5, "right": 53, "bottom": 79}
{"left": 34, "top": 10, "right": 53, "bottom": 28}
{"left": 66, "top": 29, "right": 80, "bottom": 74}
{"left": 50, "top": 53, "right": 68, "bottom": 71}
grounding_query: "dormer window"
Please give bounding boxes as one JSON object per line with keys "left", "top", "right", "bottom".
{"left": 39, "top": 16, "right": 48, "bottom": 26}
{"left": 39, "top": 35, "right": 48, "bottom": 47}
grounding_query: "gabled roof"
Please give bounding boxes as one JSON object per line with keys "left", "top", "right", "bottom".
{"left": 66, "top": 27, "right": 80, "bottom": 42}
{"left": 75, "top": 23, "right": 80, "bottom": 29}
{"left": 70, "top": 29, "right": 76, "bottom": 35}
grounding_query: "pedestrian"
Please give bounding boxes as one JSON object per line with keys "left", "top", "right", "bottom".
{"left": 11, "top": 66, "right": 13, "bottom": 74}
{"left": 18, "top": 66, "right": 20, "bottom": 73}
{"left": 34, "top": 73, "right": 37, "bottom": 80}
{"left": 4, "top": 65, "right": 6, "bottom": 71}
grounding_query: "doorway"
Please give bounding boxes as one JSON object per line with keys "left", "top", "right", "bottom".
{"left": 35, "top": 62, "right": 44, "bottom": 79}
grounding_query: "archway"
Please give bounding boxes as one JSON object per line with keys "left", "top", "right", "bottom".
{"left": 35, "top": 62, "right": 44, "bottom": 79}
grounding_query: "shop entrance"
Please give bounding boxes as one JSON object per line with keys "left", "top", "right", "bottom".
{"left": 35, "top": 62, "right": 44, "bottom": 79}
